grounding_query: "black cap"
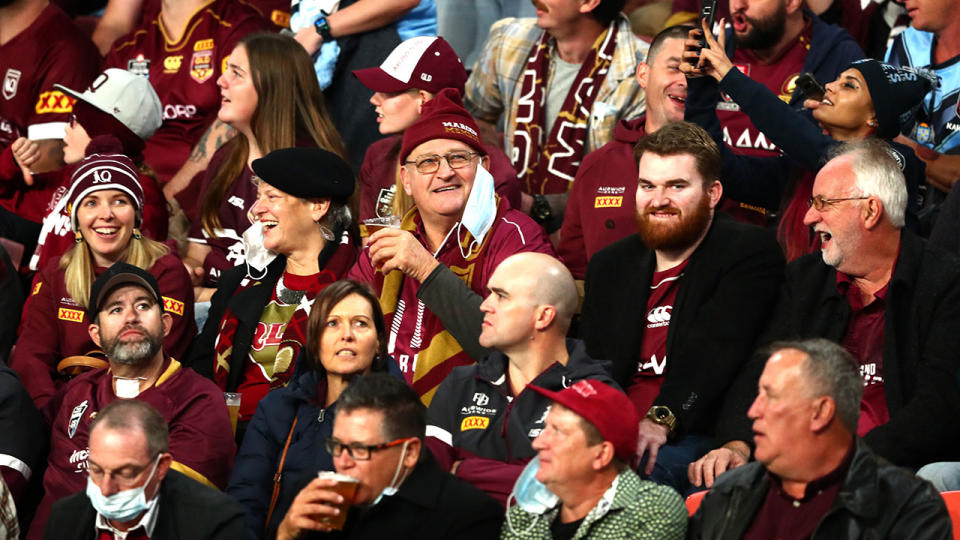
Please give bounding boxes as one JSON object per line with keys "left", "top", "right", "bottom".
{"left": 251, "top": 147, "right": 355, "bottom": 204}
{"left": 848, "top": 59, "right": 932, "bottom": 140}
{"left": 88, "top": 261, "right": 163, "bottom": 318}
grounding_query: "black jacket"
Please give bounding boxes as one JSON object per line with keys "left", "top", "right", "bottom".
{"left": 581, "top": 214, "right": 784, "bottom": 437}
{"left": 687, "top": 439, "right": 952, "bottom": 539}
{"left": 721, "top": 231, "right": 960, "bottom": 467}
{"left": 43, "top": 470, "right": 248, "bottom": 540}
{"left": 302, "top": 452, "right": 503, "bottom": 540}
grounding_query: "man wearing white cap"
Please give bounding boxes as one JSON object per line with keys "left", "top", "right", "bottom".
{"left": 352, "top": 36, "right": 520, "bottom": 232}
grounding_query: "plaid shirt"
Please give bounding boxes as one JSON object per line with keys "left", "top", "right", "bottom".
{"left": 465, "top": 15, "right": 648, "bottom": 157}
{"left": 501, "top": 468, "right": 687, "bottom": 539}
{"left": 0, "top": 476, "right": 17, "bottom": 540}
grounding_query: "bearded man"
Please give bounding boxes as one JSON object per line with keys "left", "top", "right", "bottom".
{"left": 26, "top": 262, "right": 235, "bottom": 540}
{"left": 580, "top": 121, "right": 784, "bottom": 495}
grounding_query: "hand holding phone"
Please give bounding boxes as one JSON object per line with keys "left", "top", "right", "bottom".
{"left": 795, "top": 73, "right": 825, "bottom": 101}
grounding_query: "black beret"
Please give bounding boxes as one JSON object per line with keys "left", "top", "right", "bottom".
{"left": 251, "top": 147, "right": 355, "bottom": 203}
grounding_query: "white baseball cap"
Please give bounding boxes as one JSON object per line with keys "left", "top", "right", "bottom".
{"left": 55, "top": 68, "right": 162, "bottom": 140}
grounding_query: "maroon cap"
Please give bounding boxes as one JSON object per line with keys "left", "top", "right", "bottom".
{"left": 400, "top": 88, "right": 484, "bottom": 161}
{"left": 530, "top": 379, "right": 639, "bottom": 461}
{"left": 353, "top": 36, "right": 468, "bottom": 95}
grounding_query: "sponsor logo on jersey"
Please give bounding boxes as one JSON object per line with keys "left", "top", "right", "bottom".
{"left": 163, "top": 104, "right": 197, "bottom": 120}
{"left": 191, "top": 50, "right": 214, "bottom": 83}
{"left": 271, "top": 10, "right": 290, "bottom": 27}
{"left": 32, "top": 282, "right": 42, "bottom": 295}
{"left": 472, "top": 393, "right": 489, "bottom": 406}
{"left": 35, "top": 91, "right": 74, "bottom": 114}
{"left": 460, "top": 416, "right": 489, "bottom": 431}
{"left": 68, "top": 400, "right": 88, "bottom": 439}
{"left": 596, "top": 186, "right": 625, "bottom": 195}
{"left": 69, "top": 448, "right": 89, "bottom": 464}
{"left": 594, "top": 196, "right": 622, "bottom": 208}
{"left": 163, "top": 296, "right": 184, "bottom": 316}
{"left": 915, "top": 123, "right": 934, "bottom": 144}
{"left": 2, "top": 69, "right": 21, "bottom": 100}
{"left": 194, "top": 38, "right": 214, "bottom": 51}
{"left": 221, "top": 56, "right": 230, "bottom": 77}
{"left": 780, "top": 73, "right": 799, "bottom": 103}
{"left": 228, "top": 196, "right": 245, "bottom": 209}
{"left": 646, "top": 305, "right": 671, "bottom": 328}
{"left": 58, "top": 307, "right": 85, "bottom": 323}
{"left": 127, "top": 54, "right": 151, "bottom": 78}
{"left": 163, "top": 55, "right": 183, "bottom": 73}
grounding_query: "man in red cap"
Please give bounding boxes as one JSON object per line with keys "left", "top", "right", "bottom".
{"left": 502, "top": 379, "right": 686, "bottom": 538}
{"left": 352, "top": 36, "right": 520, "bottom": 232}
{"left": 349, "top": 88, "right": 553, "bottom": 403}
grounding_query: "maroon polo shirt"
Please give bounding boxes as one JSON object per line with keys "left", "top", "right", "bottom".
{"left": 744, "top": 443, "right": 854, "bottom": 540}
{"left": 628, "top": 259, "right": 688, "bottom": 416}
{"left": 836, "top": 264, "right": 894, "bottom": 436}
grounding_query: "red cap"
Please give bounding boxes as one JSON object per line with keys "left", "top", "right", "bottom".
{"left": 399, "top": 88, "right": 484, "bottom": 161}
{"left": 353, "top": 36, "right": 467, "bottom": 95}
{"left": 530, "top": 380, "right": 639, "bottom": 461}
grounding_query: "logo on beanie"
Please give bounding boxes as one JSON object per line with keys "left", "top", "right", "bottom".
{"left": 571, "top": 380, "right": 598, "bottom": 398}
{"left": 442, "top": 121, "right": 478, "bottom": 140}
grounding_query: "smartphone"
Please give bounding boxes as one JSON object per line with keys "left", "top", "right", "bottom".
{"left": 795, "top": 73, "right": 825, "bottom": 101}
{"left": 687, "top": 0, "right": 719, "bottom": 66}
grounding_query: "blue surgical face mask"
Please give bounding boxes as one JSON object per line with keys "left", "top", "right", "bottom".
{"left": 86, "top": 454, "right": 161, "bottom": 523}
{"left": 458, "top": 163, "right": 497, "bottom": 253}
{"left": 371, "top": 440, "right": 411, "bottom": 507}
{"left": 505, "top": 456, "right": 559, "bottom": 535}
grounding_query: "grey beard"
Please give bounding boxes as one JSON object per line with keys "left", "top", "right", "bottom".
{"left": 106, "top": 334, "right": 162, "bottom": 366}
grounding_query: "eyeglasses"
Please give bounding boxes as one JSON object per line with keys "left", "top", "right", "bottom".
{"left": 807, "top": 195, "right": 870, "bottom": 211}
{"left": 325, "top": 436, "right": 414, "bottom": 461}
{"left": 403, "top": 151, "right": 480, "bottom": 174}
{"left": 68, "top": 114, "right": 77, "bottom": 128}
{"left": 87, "top": 453, "right": 160, "bottom": 487}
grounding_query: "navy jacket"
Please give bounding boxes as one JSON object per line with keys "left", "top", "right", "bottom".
{"left": 226, "top": 359, "right": 403, "bottom": 539}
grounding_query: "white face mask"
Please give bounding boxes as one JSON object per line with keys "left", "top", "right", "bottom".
{"left": 370, "top": 440, "right": 411, "bottom": 507}
{"left": 86, "top": 454, "right": 161, "bottom": 523}
{"left": 459, "top": 163, "right": 497, "bottom": 246}
{"left": 241, "top": 221, "right": 277, "bottom": 279}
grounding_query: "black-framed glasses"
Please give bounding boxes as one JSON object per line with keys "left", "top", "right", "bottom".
{"left": 325, "top": 436, "right": 414, "bottom": 461}
{"left": 807, "top": 195, "right": 870, "bottom": 211}
{"left": 403, "top": 151, "right": 480, "bottom": 174}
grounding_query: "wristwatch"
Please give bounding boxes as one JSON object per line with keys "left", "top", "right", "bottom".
{"left": 646, "top": 405, "right": 677, "bottom": 435}
{"left": 530, "top": 194, "right": 560, "bottom": 233}
{"left": 314, "top": 12, "right": 333, "bottom": 42}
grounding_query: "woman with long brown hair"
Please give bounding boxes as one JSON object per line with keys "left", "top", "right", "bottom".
{"left": 184, "top": 32, "right": 347, "bottom": 301}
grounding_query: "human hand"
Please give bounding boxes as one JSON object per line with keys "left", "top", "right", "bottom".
{"left": 367, "top": 227, "right": 440, "bottom": 282}
{"left": 11, "top": 137, "right": 39, "bottom": 185}
{"left": 687, "top": 440, "right": 750, "bottom": 488}
{"left": 275, "top": 477, "right": 347, "bottom": 540}
{"left": 692, "top": 17, "right": 732, "bottom": 82}
{"left": 294, "top": 25, "right": 323, "bottom": 55}
{"left": 636, "top": 418, "right": 669, "bottom": 476}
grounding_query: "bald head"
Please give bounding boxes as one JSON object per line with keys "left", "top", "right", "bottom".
{"left": 503, "top": 253, "right": 578, "bottom": 327}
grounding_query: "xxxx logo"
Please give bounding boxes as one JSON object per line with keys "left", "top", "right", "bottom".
{"left": 58, "top": 307, "right": 84, "bottom": 323}
{"left": 594, "top": 196, "right": 622, "bottom": 208}
{"left": 460, "top": 416, "right": 490, "bottom": 431}
{"left": 163, "top": 296, "right": 184, "bottom": 316}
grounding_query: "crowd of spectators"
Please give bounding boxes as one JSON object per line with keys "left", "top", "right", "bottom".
{"left": 1, "top": 0, "right": 960, "bottom": 536}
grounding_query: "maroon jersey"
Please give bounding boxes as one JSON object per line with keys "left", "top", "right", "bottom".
{"left": 628, "top": 259, "right": 687, "bottom": 416}
{"left": 0, "top": 3, "right": 99, "bottom": 221}
{"left": 357, "top": 135, "right": 522, "bottom": 228}
{"left": 27, "top": 357, "right": 236, "bottom": 540}
{"left": 242, "top": 0, "right": 291, "bottom": 28}
{"left": 11, "top": 253, "right": 195, "bottom": 415}
{"left": 558, "top": 117, "right": 645, "bottom": 279}
{"left": 103, "top": 0, "right": 271, "bottom": 182}
{"left": 718, "top": 20, "right": 812, "bottom": 158}
{"left": 186, "top": 145, "right": 257, "bottom": 287}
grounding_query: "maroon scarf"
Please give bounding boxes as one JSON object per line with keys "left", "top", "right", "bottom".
{"left": 511, "top": 21, "right": 618, "bottom": 195}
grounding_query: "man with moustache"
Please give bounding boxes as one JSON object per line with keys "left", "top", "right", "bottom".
{"left": 689, "top": 140, "right": 960, "bottom": 490}
{"left": 27, "top": 262, "right": 235, "bottom": 539}
{"left": 559, "top": 25, "right": 691, "bottom": 278}
{"left": 580, "top": 121, "right": 784, "bottom": 494}
{"left": 465, "top": 0, "right": 647, "bottom": 234}
{"left": 711, "top": 0, "right": 862, "bottom": 158}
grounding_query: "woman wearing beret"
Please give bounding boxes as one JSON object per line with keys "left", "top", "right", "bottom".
{"left": 183, "top": 32, "right": 346, "bottom": 302}
{"left": 684, "top": 21, "right": 931, "bottom": 260}
{"left": 10, "top": 149, "right": 194, "bottom": 418}
{"left": 186, "top": 147, "right": 357, "bottom": 438}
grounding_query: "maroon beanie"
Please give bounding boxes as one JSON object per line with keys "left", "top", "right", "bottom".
{"left": 74, "top": 100, "right": 146, "bottom": 162}
{"left": 400, "top": 88, "right": 484, "bottom": 161}
{"left": 68, "top": 137, "right": 145, "bottom": 232}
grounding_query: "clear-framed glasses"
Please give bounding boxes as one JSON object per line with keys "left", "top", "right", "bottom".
{"left": 807, "top": 194, "right": 870, "bottom": 211}
{"left": 325, "top": 436, "right": 414, "bottom": 461}
{"left": 403, "top": 151, "right": 480, "bottom": 174}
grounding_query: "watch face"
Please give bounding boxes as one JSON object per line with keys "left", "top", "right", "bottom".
{"left": 655, "top": 408, "right": 668, "bottom": 420}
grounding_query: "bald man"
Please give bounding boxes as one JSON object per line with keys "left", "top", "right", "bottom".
{"left": 425, "top": 253, "right": 618, "bottom": 504}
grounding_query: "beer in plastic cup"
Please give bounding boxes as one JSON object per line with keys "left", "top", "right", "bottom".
{"left": 224, "top": 393, "right": 241, "bottom": 434}
{"left": 362, "top": 215, "right": 401, "bottom": 233}
{"left": 316, "top": 471, "right": 359, "bottom": 530}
